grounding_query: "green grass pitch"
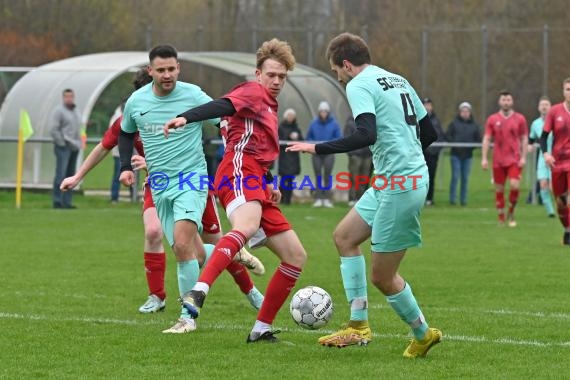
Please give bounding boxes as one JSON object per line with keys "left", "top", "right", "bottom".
{"left": 2, "top": 153, "right": 570, "bottom": 379}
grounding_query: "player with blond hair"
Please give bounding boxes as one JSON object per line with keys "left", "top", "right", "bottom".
{"left": 164, "top": 39, "right": 308, "bottom": 343}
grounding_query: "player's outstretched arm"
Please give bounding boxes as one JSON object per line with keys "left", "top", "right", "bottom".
{"left": 164, "top": 98, "right": 237, "bottom": 138}
{"left": 60, "top": 143, "right": 110, "bottom": 191}
{"left": 118, "top": 130, "right": 136, "bottom": 186}
{"left": 288, "top": 113, "right": 376, "bottom": 155}
{"left": 286, "top": 142, "right": 316, "bottom": 154}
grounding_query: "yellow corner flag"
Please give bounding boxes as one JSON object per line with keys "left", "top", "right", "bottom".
{"left": 16, "top": 109, "right": 34, "bottom": 209}
{"left": 80, "top": 125, "right": 87, "bottom": 149}
{"left": 20, "top": 109, "right": 34, "bottom": 141}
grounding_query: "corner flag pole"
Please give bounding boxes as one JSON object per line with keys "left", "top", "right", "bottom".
{"left": 15, "top": 126, "right": 24, "bottom": 209}
{"left": 16, "top": 109, "right": 34, "bottom": 209}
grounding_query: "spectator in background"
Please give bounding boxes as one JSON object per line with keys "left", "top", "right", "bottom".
{"left": 278, "top": 108, "right": 303, "bottom": 205}
{"left": 307, "top": 101, "right": 341, "bottom": 207}
{"left": 344, "top": 115, "right": 372, "bottom": 206}
{"left": 50, "top": 88, "right": 82, "bottom": 209}
{"left": 447, "top": 102, "right": 480, "bottom": 206}
{"left": 421, "top": 98, "right": 445, "bottom": 206}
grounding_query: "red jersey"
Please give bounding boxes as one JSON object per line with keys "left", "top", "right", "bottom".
{"left": 220, "top": 81, "right": 279, "bottom": 171}
{"left": 484, "top": 111, "right": 528, "bottom": 168}
{"left": 101, "top": 116, "right": 145, "bottom": 155}
{"left": 543, "top": 102, "right": 570, "bottom": 172}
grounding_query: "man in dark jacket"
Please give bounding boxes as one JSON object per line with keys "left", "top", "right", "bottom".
{"left": 422, "top": 98, "right": 446, "bottom": 206}
{"left": 344, "top": 116, "right": 372, "bottom": 206}
{"left": 446, "top": 102, "right": 481, "bottom": 206}
{"left": 278, "top": 108, "right": 303, "bottom": 204}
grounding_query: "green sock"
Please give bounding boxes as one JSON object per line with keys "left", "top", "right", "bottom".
{"left": 540, "top": 189, "right": 555, "bottom": 215}
{"left": 201, "top": 244, "right": 215, "bottom": 268}
{"left": 177, "top": 259, "right": 199, "bottom": 318}
{"left": 340, "top": 256, "right": 368, "bottom": 321}
{"left": 386, "top": 282, "right": 429, "bottom": 340}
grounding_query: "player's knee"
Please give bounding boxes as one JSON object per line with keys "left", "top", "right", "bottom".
{"left": 370, "top": 273, "right": 399, "bottom": 295}
{"left": 232, "top": 223, "right": 260, "bottom": 240}
{"left": 287, "top": 245, "right": 307, "bottom": 268}
{"left": 332, "top": 226, "right": 349, "bottom": 250}
{"left": 145, "top": 224, "right": 163, "bottom": 246}
{"left": 172, "top": 240, "right": 194, "bottom": 259}
{"left": 370, "top": 273, "right": 388, "bottom": 294}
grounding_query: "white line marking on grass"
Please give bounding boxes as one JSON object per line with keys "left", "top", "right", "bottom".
{"left": 11, "top": 291, "right": 109, "bottom": 299}
{"left": 370, "top": 304, "right": 570, "bottom": 320}
{"left": 426, "top": 220, "right": 550, "bottom": 226}
{"left": 1, "top": 311, "right": 570, "bottom": 348}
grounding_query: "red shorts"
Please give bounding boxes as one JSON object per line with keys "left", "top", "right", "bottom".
{"left": 493, "top": 165, "right": 521, "bottom": 185}
{"left": 214, "top": 153, "right": 291, "bottom": 240}
{"left": 142, "top": 183, "right": 155, "bottom": 212}
{"left": 202, "top": 190, "right": 221, "bottom": 234}
{"left": 551, "top": 171, "right": 570, "bottom": 197}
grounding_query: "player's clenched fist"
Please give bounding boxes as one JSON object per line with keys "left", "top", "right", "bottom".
{"left": 119, "top": 171, "right": 136, "bottom": 186}
{"left": 60, "top": 175, "right": 80, "bottom": 191}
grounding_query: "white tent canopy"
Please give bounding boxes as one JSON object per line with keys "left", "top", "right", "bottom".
{"left": 0, "top": 51, "right": 349, "bottom": 188}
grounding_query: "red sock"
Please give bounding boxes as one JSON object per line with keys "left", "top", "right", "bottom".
{"left": 198, "top": 230, "right": 246, "bottom": 287}
{"left": 557, "top": 205, "right": 569, "bottom": 228}
{"left": 495, "top": 191, "right": 505, "bottom": 214}
{"left": 257, "top": 262, "right": 302, "bottom": 324}
{"left": 144, "top": 252, "right": 166, "bottom": 300}
{"left": 226, "top": 261, "right": 254, "bottom": 294}
{"left": 508, "top": 189, "right": 519, "bottom": 214}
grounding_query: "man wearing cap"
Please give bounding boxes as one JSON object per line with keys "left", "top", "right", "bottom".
{"left": 421, "top": 98, "right": 445, "bottom": 206}
{"left": 307, "top": 101, "right": 342, "bottom": 207}
{"left": 446, "top": 102, "right": 481, "bottom": 206}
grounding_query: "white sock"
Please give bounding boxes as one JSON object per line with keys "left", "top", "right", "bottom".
{"left": 193, "top": 281, "right": 210, "bottom": 295}
{"left": 252, "top": 320, "right": 271, "bottom": 334}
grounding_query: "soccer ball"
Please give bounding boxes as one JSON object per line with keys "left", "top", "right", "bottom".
{"left": 289, "top": 286, "right": 334, "bottom": 330}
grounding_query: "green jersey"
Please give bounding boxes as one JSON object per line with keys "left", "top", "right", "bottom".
{"left": 530, "top": 116, "right": 552, "bottom": 153}
{"left": 121, "top": 82, "right": 219, "bottom": 186}
{"left": 346, "top": 65, "right": 428, "bottom": 193}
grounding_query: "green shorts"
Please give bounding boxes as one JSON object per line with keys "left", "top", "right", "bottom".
{"left": 152, "top": 188, "right": 207, "bottom": 247}
{"left": 355, "top": 184, "right": 427, "bottom": 253}
{"left": 536, "top": 156, "right": 551, "bottom": 181}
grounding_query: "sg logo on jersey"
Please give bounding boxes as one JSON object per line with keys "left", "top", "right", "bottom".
{"left": 377, "top": 76, "right": 407, "bottom": 91}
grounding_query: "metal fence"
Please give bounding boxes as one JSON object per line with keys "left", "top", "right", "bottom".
{"left": 146, "top": 24, "right": 569, "bottom": 127}
{"left": 0, "top": 137, "right": 541, "bottom": 204}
